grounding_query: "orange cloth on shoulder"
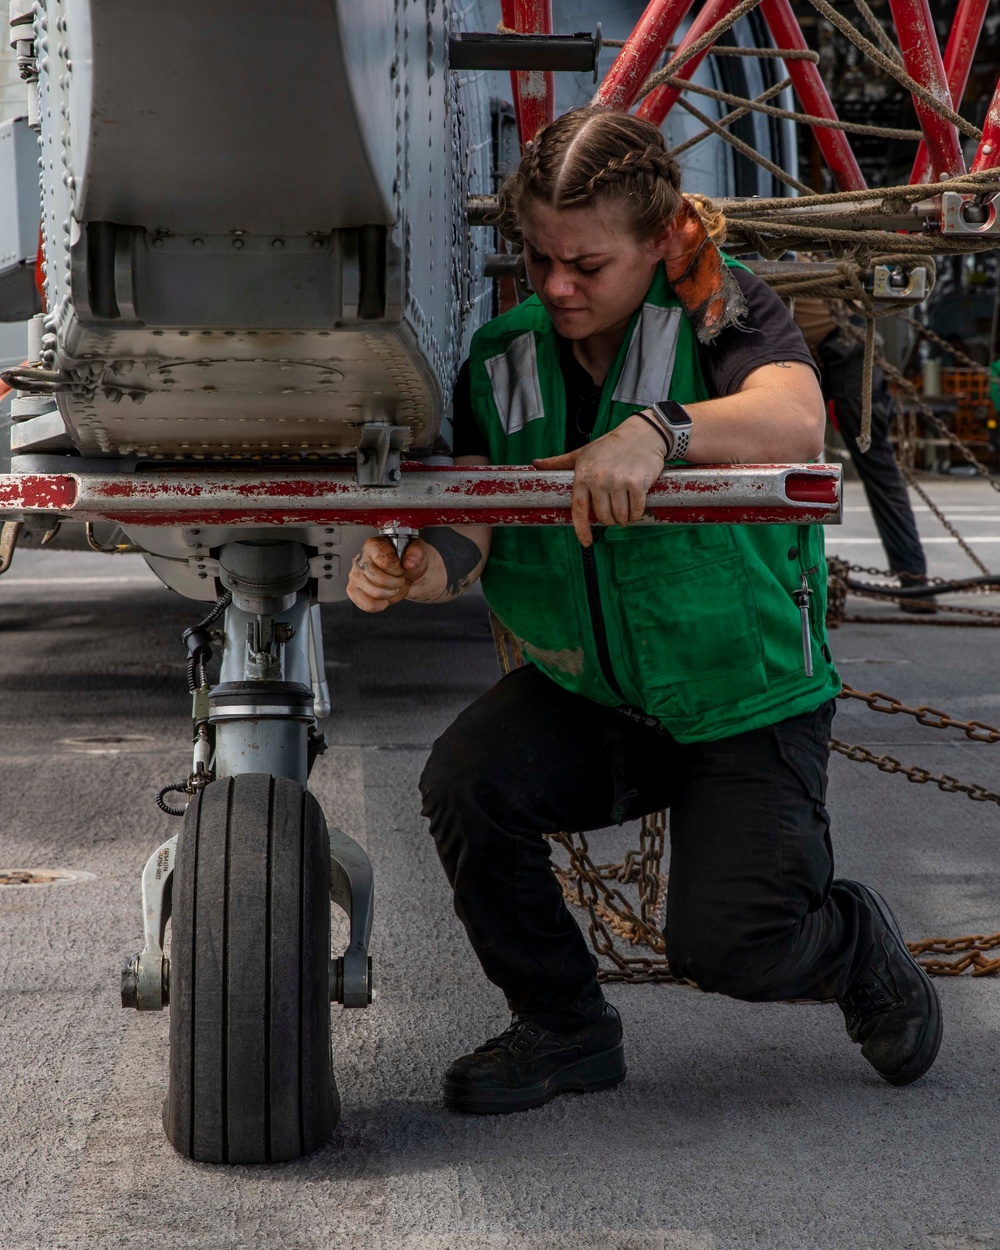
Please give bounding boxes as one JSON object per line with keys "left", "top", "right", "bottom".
{"left": 661, "top": 198, "right": 746, "bottom": 344}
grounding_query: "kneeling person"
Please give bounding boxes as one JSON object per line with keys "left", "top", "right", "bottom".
{"left": 347, "top": 107, "right": 942, "bottom": 1114}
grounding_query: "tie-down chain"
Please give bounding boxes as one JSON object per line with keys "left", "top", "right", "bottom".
{"left": 491, "top": 618, "right": 1000, "bottom": 985}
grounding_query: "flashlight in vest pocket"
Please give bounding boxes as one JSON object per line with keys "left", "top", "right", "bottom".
{"left": 793, "top": 567, "right": 819, "bottom": 678}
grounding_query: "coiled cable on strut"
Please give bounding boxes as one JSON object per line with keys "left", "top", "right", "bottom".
{"left": 156, "top": 783, "right": 189, "bottom": 818}
{"left": 156, "top": 592, "right": 233, "bottom": 815}
{"left": 182, "top": 591, "right": 232, "bottom": 693}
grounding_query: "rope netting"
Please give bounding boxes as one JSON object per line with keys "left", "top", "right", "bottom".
{"left": 610, "top": 0, "right": 1000, "bottom": 592}
{"left": 628, "top": 0, "right": 1000, "bottom": 449}
{"left": 506, "top": 0, "right": 1000, "bottom": 447}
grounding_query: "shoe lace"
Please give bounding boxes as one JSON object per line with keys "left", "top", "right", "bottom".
{"left": 477, "top": 1018, "right": 544, "bottom": 1057}
{"left": 839, "top": 974, "right": 899, "bottom": 1037}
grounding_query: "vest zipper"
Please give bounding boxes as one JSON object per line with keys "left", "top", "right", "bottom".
{"left": 580, "top": 540, "right": 628, "bottom": 702}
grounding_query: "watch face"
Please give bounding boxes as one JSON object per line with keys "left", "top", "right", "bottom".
{"left": 654, "top": 401, "right": 692, "bottom": 429}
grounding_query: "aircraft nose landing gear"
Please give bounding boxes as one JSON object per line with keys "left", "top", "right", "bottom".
{"left": 121, "top": 540, "right": 374, "bottom": 1164}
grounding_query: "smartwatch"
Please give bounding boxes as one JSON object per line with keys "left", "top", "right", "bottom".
{"left": 647, "top": 400, "right": 693, "bottom": 462}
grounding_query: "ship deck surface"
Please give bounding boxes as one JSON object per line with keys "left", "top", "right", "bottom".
{"left": 1, "top": 475, "right": 998, "bottom": 1250}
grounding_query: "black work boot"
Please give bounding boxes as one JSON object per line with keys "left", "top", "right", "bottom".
{"left": 898, "top": 596, "right": 938, "bottom": 615}
{"left": 898, "top": 573, "right": 937, "bottom": 615}
{"left": 443, "top": 1004, "right": 626, "bottom": 1114}
{"left": 836, "top": 880, "right": 942, "bottom": 1086}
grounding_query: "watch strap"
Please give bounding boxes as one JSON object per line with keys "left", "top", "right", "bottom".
{"left": 647, "top": 401, "right": 693, "bottom": 461}
{"left": 635, "top": 411, "right": 672, "bottom": 456}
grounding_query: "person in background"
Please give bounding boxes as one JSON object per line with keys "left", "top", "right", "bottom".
{"left": 794, "top": 297, "right": 934, "bottom": 613}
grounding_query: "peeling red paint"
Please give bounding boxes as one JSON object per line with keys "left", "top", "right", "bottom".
{"left": 637, "top": 0, "right": 746, "bottom": 127}
{"left": 887, "top": 0, "right": 965, "bottom": 180}
{"left": 971, "top": 78, "right": 1000, "bottom": 173}
{"left": 0, "top": 475, "right": 78, "bottom": 511}
{"left": 757, "top": 0, "right": 867, "bottom": 192}
{"left": 0, "top": 466, "right": 841, "bottom": 528}
{"left": 500, "top": 0, "right": 554, "bottom": 148}
{"left": 912, "top": 0, "right": 988, "bottom": 182}
{"left": 84, "top": 506, "right": 839, "bottom": 528}
{"left": 595, "top": 0, "right": 696, "bottom": 112}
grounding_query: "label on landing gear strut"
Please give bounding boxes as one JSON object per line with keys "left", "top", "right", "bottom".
{"left": 155, "top": 845, "right": 173, "bottom": 881}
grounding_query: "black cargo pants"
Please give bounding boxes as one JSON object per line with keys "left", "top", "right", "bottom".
{"left": 420, "top": 664, "right": 877, "bottom": 1032}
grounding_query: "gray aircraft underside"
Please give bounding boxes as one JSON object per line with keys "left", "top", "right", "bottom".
{"left": 1, "top": 0, "right": 795, "bottom": 597}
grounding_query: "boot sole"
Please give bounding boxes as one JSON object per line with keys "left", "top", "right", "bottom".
{"left": 857, "top": 883, "right": 943, "bottom": 1086}
{"left": 443, "top": 1043, "right": 627, "bottom": 1115}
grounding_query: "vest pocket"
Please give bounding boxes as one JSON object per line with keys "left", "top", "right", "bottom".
{"left": 481, "top": 555, "right": 588, "bottom": 681}
{"left": 613, "top": 551, "right": 768, "bottom": 720}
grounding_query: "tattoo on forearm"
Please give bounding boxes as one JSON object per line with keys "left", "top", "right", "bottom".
{"left": 773, "top": 361, "right": 793, "bottom": 369}
{"left": 420, "top": 527, "right": 484, "bottom": 597}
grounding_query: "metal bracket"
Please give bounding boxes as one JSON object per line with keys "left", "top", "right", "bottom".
{"left": 307, "top": 603, "right": 331, "bottom": 719}
{"left": 0, "top": 364, "right": 71, "bottom": 395}
{"left": 9, "top": 408, "right": 74, "bottom": 454}
{"left": 870, "top": 264, "right": 929, "bottom": 301}
{"left": 940, "top": 191, "right": 1000, "bottom": 236}
{"left": 0, "top": 520, "right": 24, "bottom": 575}
{"left": 121, "top": 835, "right": 176, "bottom": 1011}
{"left": 328, "top": 826, "right": 374, "bottom": 1009}
{"left": 356, "top": 423, "right": 408, "bottom": 487}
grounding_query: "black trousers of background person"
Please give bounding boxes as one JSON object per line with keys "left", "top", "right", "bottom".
{"left": 420, "top": 664, "right": 878, "bottom": 1033}
{"left": 816, "top": 327, "right": 927, "bottom": 579}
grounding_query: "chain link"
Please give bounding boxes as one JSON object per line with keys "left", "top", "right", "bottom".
{"left": 898, "top": 462, "right": 991, "bottom": 575}
{"left": 907, "top": 933, "right": 1000, "bottom": 977}
{"left": 838, "top": 684, "right": 1000, "bottom": 743}
{"left": 826, "top": 558, "right": 1000, "bottom": 625}
{"left": 900, "top": 316, "right": 992, "bottom": 378}
{"left": 841, "top": 614, "right": 1000, "bottom": 628}
{"left": 841, "top": 582, "right": 1000, "bottom": 622}
{"left": 492, "top": 614, "right": 1000, "bottom": 980}
{"left": 829, "top": 558, "right": 999, "bottom": 591}
{"left": 880, "top": 349, "right": 1000, "bottom": 494}
{"left": 829, "top": 737, "right": 1000, "bottom": 805}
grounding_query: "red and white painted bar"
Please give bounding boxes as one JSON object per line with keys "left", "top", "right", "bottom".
{"left": 0, "top": 464, "right": 841, "bottom": 529}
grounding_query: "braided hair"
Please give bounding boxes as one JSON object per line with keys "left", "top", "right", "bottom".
{"left": 494, "top": 108, "right": 688, "bottom": 247}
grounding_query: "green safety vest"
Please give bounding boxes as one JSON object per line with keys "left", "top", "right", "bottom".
{"left": 468, "top": 261, "right": 841, "bottom": 743}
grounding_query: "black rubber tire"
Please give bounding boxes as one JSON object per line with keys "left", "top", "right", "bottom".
{"left": 164, "top": 774, "right": 338, "bottom": 1164}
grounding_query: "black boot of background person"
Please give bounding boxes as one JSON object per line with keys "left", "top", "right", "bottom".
{"left": 835, "top": 880, "right": 942, "bottom": 1085}
{"left": 897, "top": 572, "right": 938, "bottom": 615}
{"left": 443, "top": 1003, "right": 626, "bottom": 1115}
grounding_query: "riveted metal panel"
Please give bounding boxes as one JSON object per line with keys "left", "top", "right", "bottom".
{"left": 31, "top": 0, "right": 494, "bottom": 458}
{"left": 66, "top": 0, "right": 395, "bottom": 234}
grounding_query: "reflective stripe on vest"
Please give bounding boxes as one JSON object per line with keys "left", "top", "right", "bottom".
{"left": 612, "top": 304, "right": 683, "bottom": 407}
{"left": 485, "top": 302, "right": 684, "bottom": 430}
{"left": 485, "top": 331, "right": 545, "bottom": 436}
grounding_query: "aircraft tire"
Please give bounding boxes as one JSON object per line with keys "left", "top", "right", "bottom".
{"left": 164, "top": 773, "right": 338, "bottom": 1164}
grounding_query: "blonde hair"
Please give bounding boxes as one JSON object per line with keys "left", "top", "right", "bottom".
{"left": 683, "top": 192, "right": 727, "bottom": 244}
{"left": 495, "top": 107, "right": 724, "bottom": 245}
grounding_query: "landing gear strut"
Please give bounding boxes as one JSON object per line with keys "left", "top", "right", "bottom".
{"left": 121, "top": 540, "right": 374, "bottom": 1164}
